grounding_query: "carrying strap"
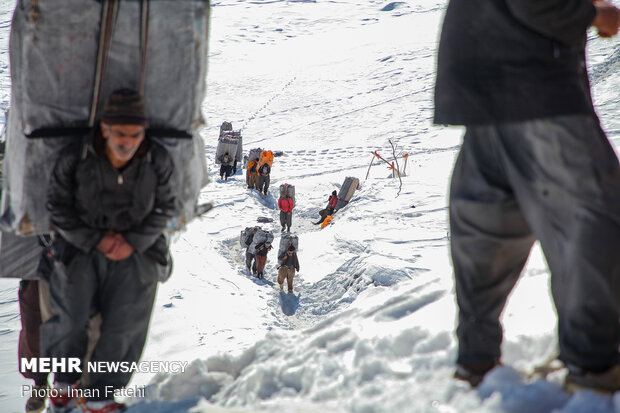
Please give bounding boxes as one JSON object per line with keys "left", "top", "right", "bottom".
{"left": 139, "top": 0, "right": 149, "bottom": 95}
{"left": 89, "top": 0, "right": 119, "bottom": 128}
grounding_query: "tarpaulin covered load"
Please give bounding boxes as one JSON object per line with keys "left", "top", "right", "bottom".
{"left": 278, "top": 233, "right": 298, "bottom": 261}
{"left": 248, "top": 229, "right": 274, "bottom": 253}
{"left": 279, "top": 183, "right": 295, "bottom": 204}
{"left": 240, "top": 226, "right": 261, "bottom": 248}
{"left": 335, "top": 176, "right": 359, "bottom": 211}
{"left": 258, "top": 150, "right": 274, "bottom": 168}
{"left": 0, "top": 232, "right": 42, "bottom": 280}
{"left": 215, "top": 131, "right": 242, "bottom": 164}
{"left": 1, "top": 0, "right": 210, "bottom": 235}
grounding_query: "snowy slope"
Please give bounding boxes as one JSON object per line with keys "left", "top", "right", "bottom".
{"left": 1, "top": 0, "right": 619, "bottom": 412}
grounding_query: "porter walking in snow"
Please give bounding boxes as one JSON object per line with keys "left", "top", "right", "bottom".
{"left": 247, "top": 158, "right": 259, "bottom": 190}
{"left": 278, "top": 192, "right": 294, "bottom": 232}
{"left": 219, "top": 152, "right": 233, "bottom": 181}
{"left": 257, "top": 161, "right": 271, "bottom": 195}
{"left": 254, "top": 241, "right": 272, "bottom": 280}
{"left": 434, "top": 0, "right": 620, "bottom": 392}
{"left": 278, "top": 244, "right": 299, "bottom": 293}
{"left": 42, "top": 89, "right": 176, "bottom": 412}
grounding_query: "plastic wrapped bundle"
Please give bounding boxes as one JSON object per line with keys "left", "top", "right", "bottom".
{"left": 1, "top": 0, "right": 210, "bottom": 234}
{"left": 335, "top": 176, "right": 359, "bottom": 212}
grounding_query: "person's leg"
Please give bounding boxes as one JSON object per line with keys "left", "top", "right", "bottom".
{"left": 286, "top": 213, "right": 292, "bottom": 232}
{"left": 450, "top": 126, "right": 535, "bottom": 367}
{"left": 87, "top": 253, "right": 158, "bottom": 399}
{"left": 495, "top": 115, "right": 620, "bottom": 371}
{"left": 264, "top": 175, "right": 270, "bottom": 195}
{"left": 286, "top": 268, "right": 295, "bottom": 292}
{"left": 245, "top": 250, "right": 254, "bottom": 271}
{"left": 277, "top": 267, "right": 287, "bottom": 289}
{"left": 40, "top": 253, "right": 97, "bottom": 386}
{"left": 256, "top": 255, "right": 267, "bottom": 274}
{"left": 18, "top": 280, "right": 48, "bottom": 385}
{"left": 280, "top": 212, "right": 286, "bottom": 232}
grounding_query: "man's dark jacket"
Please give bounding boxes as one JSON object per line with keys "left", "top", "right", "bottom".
{"left": 278, "top": 249, "right": 299, "bottom": 271}
{"left": 47, "top": 133, "right": 176, "bottom": 264}
{"left": 434, "top": 0, "right": 597, "bottom": 125}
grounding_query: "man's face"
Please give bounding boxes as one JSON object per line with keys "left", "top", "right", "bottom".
{"left": 101, "top": 122, "right": 146, "bottom": 166}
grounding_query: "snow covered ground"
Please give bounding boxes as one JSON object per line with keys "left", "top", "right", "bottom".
{"left": 1, "top": 0, "right": 620, "bottom": 412}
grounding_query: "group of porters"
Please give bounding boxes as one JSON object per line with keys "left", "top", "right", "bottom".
{"left": 217, "top": 122, "right": 360, "bottom": 292}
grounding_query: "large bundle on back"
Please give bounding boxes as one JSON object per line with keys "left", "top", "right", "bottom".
{"left": 1, "top": 0, "right": 210, "bottom": 235}
{"left": 248, "top": 229, "right": 274, "bottom": 253}
{"left": 279, "top": 183, "right": 295, "bottom": 204}
{"left": 278, "top": 234, "right": 299, "bottom": 264}
{"left": 335, "top": 176, "right": 359, "bottom": 212}
{"left": 216, "top": 131, "right": 242, "bottom": 164}
{"left": 0, "top": 232, "right": 42, "bottom": 280}
{"left": 258, "top": 150, "right": 274, "bottom": 168}
{"left": 239, "top": 226, "right": 261, "bottom": 248}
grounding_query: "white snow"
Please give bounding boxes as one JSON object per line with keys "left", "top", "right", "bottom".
{"left": 1, "top": 0, "right": 619, "bottom": 412}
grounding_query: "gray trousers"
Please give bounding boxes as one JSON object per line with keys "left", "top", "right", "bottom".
{"left": 258, "top": 175, "right": 270, "bottom": 193}
{"left": 41, "top": 251, "right": 158, "bottom": 400}
{"left": 246, "top": 250, "right": 255, "bottom": 272}
{"left": 451, "top": 115, "right": 620, "bottom": 370}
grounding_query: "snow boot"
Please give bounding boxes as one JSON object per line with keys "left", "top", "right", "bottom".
{"left": 281, "top": 226, "right": 285, "bottom": 232}
{"left": 26, "top": 384, "right": 48, "bottom": 413}
{"left": 287, "top": 226, "right": 291, "bottom": 232}
{"left": 453, "top": 360, "right": 499, "bottom": 387}
{"left": 81, "top": 400, "right": 126, "bottom": 413}
{"left": 565, "top": 364, "right": 620, "bottom": 394}
{"left": 47, "top": 382, "right": 80, "bottom": 413}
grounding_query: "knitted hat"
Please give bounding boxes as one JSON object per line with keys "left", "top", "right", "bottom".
{"left": 101, "top": 88, "right": 148, "bottom": 125}
{"left": 332, "top": 190, "right": 337, "bottom": 196}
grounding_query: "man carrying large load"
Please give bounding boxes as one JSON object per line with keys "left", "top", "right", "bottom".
{"left": 43, "top": 89, "right": 176, "bottom": 413}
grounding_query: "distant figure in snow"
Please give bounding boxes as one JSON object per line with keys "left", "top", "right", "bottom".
{"left": 314, "top": 190, "right": 338, "bottom": 225}
{"left": 277, "top": 244, "right": 299, "bottom": 293}
{"left": 218, "top": 152, "right": 233, "bottom": 181}
{"left": 247, "top": 158, "right": 259, "bottom": 190}
{"left": 278, "top": 191, "right": 294, "bottom": 232}
{"left": 257, "top": 161, "right": 271, "bottom": 195}
{"left": 253, "top": 240, "right": 272, "bottom": 280}
{"left": 435, "top": 0, "right": 620, "bottom": 392}
{"left": 244, "top": 227, "right": 259, "bottom": 275}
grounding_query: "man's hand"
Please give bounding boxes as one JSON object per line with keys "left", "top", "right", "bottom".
{"left": 593, "top": 0, "right": 620, "bottom": 37}
{"left": 105, "top": 233, "right": 135, "bottom": 261}
{"left": 96, "top": 230, "right": 118, "bottom": 254}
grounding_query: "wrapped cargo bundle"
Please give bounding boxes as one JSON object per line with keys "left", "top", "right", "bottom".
{"left": 335, "top": 176, "right": 359, "bottom": 212}
{"left": 1, "top": 0, "right": 210, "bottom": 234}
{"left": 278, "top": 233, "right": 299, "bottom": 263}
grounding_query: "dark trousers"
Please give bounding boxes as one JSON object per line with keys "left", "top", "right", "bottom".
{"left": 451, "top": 114, "right": 620, "bottom": 370}
{"left": 220, "top": 164, "right": 232, "bottom": 179}
{"left": 258, "top": 175, "right": 270, "bottom": 194}
{"left": 280, "top": 211, "right": 292, "bottom": 230}
{"left": 41, "top": 251, "right": 158, "bottom": 400}
{"left": 18, "top": 280, "right": 48, "bottom": 385}
{"left": 246, "top": 250, "right": 255, "bottom": 272}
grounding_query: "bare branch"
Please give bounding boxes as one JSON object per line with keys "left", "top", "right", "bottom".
{"left": 389, "top": 139, "right": 403, "bottom": 196}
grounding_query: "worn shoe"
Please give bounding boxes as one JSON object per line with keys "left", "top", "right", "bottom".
{"left": 281, "top": 227, "right": 285, "bottom": 232}
{"left": 454, "top": 360, "right": 499, "bottom": 387}
{"left": 565, "top": 364, "right": 620, "bottom": 394}
{"left": 47, "top": 382, "right": 80, "bottom": 413}
{"left": 287, "top": 227, "right": 291, "bottom": 232}
{"left": 81, "top": 400, "right": 126, "bottom": 412}
{"left": 25, "top": 384, "right": 48, "bottom": 413}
